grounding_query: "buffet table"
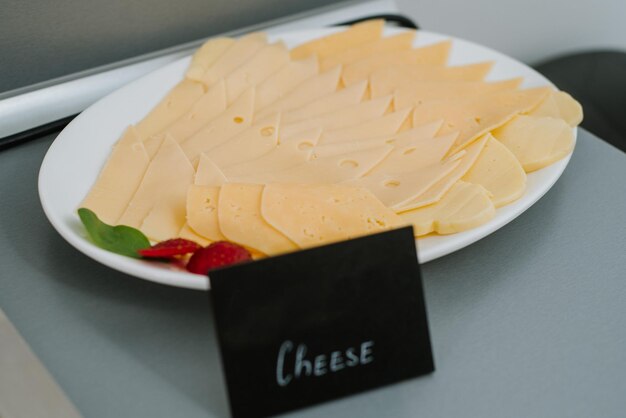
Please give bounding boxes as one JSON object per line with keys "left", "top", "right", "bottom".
{"left": 0, "top": 128, "right": 624, "bottom": 417}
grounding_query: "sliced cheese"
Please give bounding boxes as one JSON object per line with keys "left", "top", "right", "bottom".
{"left": 410, "top": 40, "right": 452, "bottom": 66}
{"left": 218, "top": 184, "right": 298, "bottom": 255}
{"left": 492, "top": 114, "right": 574, "bottom": 172}
{"left": 80, "top": 126, "right": 149, "bottom": 225}
{"left": 290, "top": 19, "right": 384, "bottom": 60}
{"left": 135, "top": 79, "right": 205, "bottom": 140}
{"left": 186, "top": 37, "right": 235, "bottom": 81}
{"left": 261, "top": 183, "right": 404, "bottom": 249}
{"left": 528, "top": 89, "right": 583, "bottom": 127}
{"left": 195, "top": 153, "right": 227, "bottom": 186}
{"left": 318, "top": 107, "right": 410, "bottom": 144}
{"left": 186, "top": 185, "right": 226, "bottom": 241}
{"left": 178, "top": 222, "right": 212, "bottom": 246}
{"left": 386, "top": 120, "right": 444, "bottom": 145}
{"left": 255, "top": 56, "right": 319, "bottom": 109}
{"left": 399, "top": 181, "right": 495, "bottom": 236}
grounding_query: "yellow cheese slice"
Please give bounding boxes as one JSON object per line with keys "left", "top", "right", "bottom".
{"left": 410, "top": 40, "right": 453, "bottom": 66}
{"left": 186, "top": 185, "right": 226, "bottom": 241}
{"left": 386, "top": 120, "right": 444, "bottom": 145}
{"left": 225, "top": 42, "right": 289, "bottom": 104}
{"left": 195, "top": 153, "right": 227, "bottom": 186}
{"left": 290, "top": 19, "right": 384, "bottom": 60}
{"left": 178, "top": 223, "right": 211, "bottom": 246}
{"left": 255, "top": 56, "right": 319, "bottom": 109}
{"left": 218, "top": 184, "right": 298, "bottom": 255}
{"left": 319, "top": 31, "right": 416, "bottom": 71}
{"left": 281, "top": 80, "right": 367, "bottom": 124}
{"left": 399, "top": 181, "right": 495, "bottom": 236}
{"left": 255, "top": 66, "right": 341, "bottom": 120}
{"left": 528, "top": 90, "right": 583, "bottom": 127}
{"left": 492, "top": 114, "right": 574, "bottom": 172}
{"left": 280, "top": 95, "right": 392, "bottom": 138}
{"left": 199, "top": 32, "right": 268, "bottom": 87}
{"left": 393, "top": 78, "right": 523, "bottom": 109}
{"left": 412, "top": 87, "right": 551, "bottom": 151}
{"left": 261, "top": 183, "right": 404, "bottom": 249}
{"left": 209, "top": 113, "right": 281, "bottom": 166}
{"left": 347, "top": 158, "right": 461, "bottom": 209}
{"left": 135, "top": 79, "right": 205, "bottom": 140}
{"left": 80, "top": 126, "right": 149, "bottom": 225}
{"left": 186, "top": 37, "right": 235, "bottom": 82}
{"left": 369, "top": 62, "right": 494, "bottom": 98}
{"left": 397, "top": 134, "right": 489, "bottom": 211}
{"left": 181, "top": 88, "right": 255, "bottom": 162}
{"left": 462, "top": 136, "right": 526, "bottom": 206}
{"left": 317, "top": 107, "right": 410, "bottom": 144}
{"left": 118, "top": 137, "right": 195, "bottom": 233}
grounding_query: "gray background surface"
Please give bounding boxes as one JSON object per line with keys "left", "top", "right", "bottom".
{"left": 0, "top": 129, "right": 625, "bottom": 417}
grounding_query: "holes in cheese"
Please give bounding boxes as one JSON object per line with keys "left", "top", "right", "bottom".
{"left": 199, "top": 32, "right": 268, "bottom": 87}
{"left": 492, "top": 115, "right": 574, "bottom": 172}
{"left": 255, "top": 56, "right": 319, "bottom": 110}
{"left": 290, "top": 19, "right": 384, "bottom": 60}
{"left": 399, "top": 181, "right": 495, "bottom": 236}
{"left": 318, "top": 107, "right": 411, "bottom": 144}
{"left": 218, "top": 184, "right": 297, "bottom": 255}
{"left": 195, "top": 153, "right": 227, "bottom": 186}
{"left": 80, "top": 126, "right": 150, "bottom": 225}
{"left": 261, "top": 183, "right": 404, "bottom": 249}
{"left": 320, "top": 31, "right": 416, "bottom": 71}
{"left": 527, "top": 90, "right": 583, "bottom": 127}
{"left": 186, "top": 185, "right": 226, "bottom": 241}
{"left": 186, "top": 37, "right": 235, "bottom": 82}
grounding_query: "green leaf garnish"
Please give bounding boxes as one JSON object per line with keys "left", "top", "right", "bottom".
{"left": 78, "top": 208, "right": 150, "bottom": 258}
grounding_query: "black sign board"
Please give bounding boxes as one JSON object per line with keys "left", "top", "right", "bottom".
{"left": 209, "top": 226, "right": 434, "bottom": 418}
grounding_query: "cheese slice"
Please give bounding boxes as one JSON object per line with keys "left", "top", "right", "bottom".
{"left": 186, "top": 37, "right": 235, "bottom": 81}
{"left": 386, "top": 120, "right": 444, "bottom": 145}
{"left": 199, "top": 32, "right": 268, "bottom": 87}
{"left": 412, "top": 87, "right": 551, "bottom": 151}
{"left": 528, "top": 90, "right": 583, "bottom": 127}
{"left": 195, "top": 153, "right": 227, "bottom": 186}
{"left": 209, "top": 113, "right": 281, "bottom": 166}
{"left": 178, "top": 223, "right": 211, "bottom": 246}
{"left": 281, "top": 80, "right": 367, "bottom": 124}
{"left": 225, "top": 42, "right": 289, "bottom": 104}
{"left": 319, "top": 31, "right": 416, "bottom": 71}
{"left": 462, "top": 136, "right": 526, "bottom": 206}
{"left": 181, "top": 88, "right": 255, "bottom": 162}
{"left": 255, "top": 56, "right": 319, "bottom": 109}
{"left": 118, "top": 137, "right": 195, "bottom": 233}
{"left": 369, "top": 62, "right": 494, "bottom": 98}
{"left": 218, "top": 184, "right": 298, "bottom": 255}
{"left": 290, "top": 19, "right": 384, "bottom": 60}
{"left": 393, "top": 78, "right": 523, "bottom": 109}
{"left": 397, "top": 134, "right": 489, "bottom": 211}
{"left": 399, "top": 181, "right": 495, "bottom": 236}
{"left": 318, "top": 107, "right": 410, "bottom": 144}
{"left": 410, "top": 40, "right": 453, "bottom": 66}
{"left": 261, "top": 183, "right": 404, "bottom": 249}
{"left": 135, "top": 79, "right": 205, "bottom": 140}
{"left": 347, "top": 158, "right": 461, "bottom": 209}
{"left": 280, "top": 95, "right": 392, "bottom": 138}
{"left": 492, "top": 115, "right": 574, "bottom": 172}
{"left": 255, "top": 66, "right": 341, "bottom": 120}
{"left": 80, "top": 126, "right": 150, "bottom": 225}
{"left": 186, "top": 185, "right": 226, "bottom": 241}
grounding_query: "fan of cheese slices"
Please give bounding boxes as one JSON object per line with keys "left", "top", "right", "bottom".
{"left": 81, "top": 20, "right": 583, "bottom": 257}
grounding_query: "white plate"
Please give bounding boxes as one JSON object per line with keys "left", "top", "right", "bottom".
{"left": 39, "top": 27, "right": 575, "bottom": 291}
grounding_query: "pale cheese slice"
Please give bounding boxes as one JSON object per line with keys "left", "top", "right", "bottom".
{"left": 409, "top": 40, "right": 452, "bottom": 66}
{"left": 118, "top": 137, "right": 195, "bottom": 233}
{"left": 186, "top": 37, "right": 235, "bottom": 81}
{"left": 255, "top": 66, "right": 341, "bottom": 120}
{"left": 178, "top": 223, "right": 212, "bottom": 246}
{"left": 199, "top": 32, "right": 268, "bottom": 87}
{"left": 462, "top": 136, "right": 527, "bottom": 206}
{"left": 261, "top": 183, "right": 404, "bottom": 249}
{"left": 312, "top": 137, "right": 393, "bottom": 159}
{"left": 225, "top": 42, "right": 289, "bottom": 104}
{"left": 255, "top": 56, "right": 319, "bottom": 109}
{"left": 281, "top": 81, "right": 367, "bottom": 124}
{"left": 317, "top": 107, "right": 410, "bottom": 144}
{"left": 399, "top": 181, "right": 495, "bottom": 236}
{"left": 528, "top": 90, "right": 583, "bottom": 127}
{"left": 135, "top": 79, "right": 205, "bottom": 140}
{"left": 80, "top": 126, "right": 149, "bottom": 225}
{"left": 386, "top": 120, "right": 444, "bottom": 145}
{"left": 181, "top": 88, "right": 255, "bottom": 162}
{"left": 195, "top": 153, "right": 227, "bottom": 186}
{"left": 396, "top": 134, "right": 489, "bottom": 211}
{"left": 369, "top": 62, "right": 494, "bottom": 98}
{"left": 492, "top": 115, "right": 574, "bottom": 172}
{"left": 186, "top": 185, "right": 226, "bottom": 241}
{"left": 290, "top": 19, "right": 384, "bottom": 60}
{"left": 319, "top": 31, "right": 416, "bottom": 71}
{"left": 218, "top": 184, "right": 298, "bottom": 255}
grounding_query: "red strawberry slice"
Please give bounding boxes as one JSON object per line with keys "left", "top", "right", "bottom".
{"left": 186, "top": 241, "right": 252, "bottom": 274}
{"left": 138, "top": 238, "right": 201, "bottom": 258}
